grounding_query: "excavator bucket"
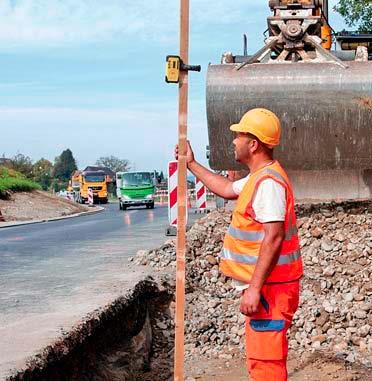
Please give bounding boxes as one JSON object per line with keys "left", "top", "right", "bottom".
{"left": 206, "top": 61, "right": 372, "bottom": 200}
{"left": 207, "top": 61, "right": 372, "bottom": 172}
{"left": 205, "top": 0, "right": 372, "bottom": 201}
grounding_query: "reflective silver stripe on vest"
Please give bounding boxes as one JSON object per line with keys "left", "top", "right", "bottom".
{"left": 228, "top": 225, "right": 265, "bottom": 241}
{"left": 285, "top": 213, "right": 298, "bottom": 241}
{"left": 220, "top": 248, "right": 258, "bottom": 264}
{"left": 260, "top": 168, "right": 287, "bottom": 184}
{"left": 277, "top": 249, "right": 302, "bottom": 265}
{"left": 220, "top": 248, "right": 301, "bottom": 265}
{"left": 229, "top": 224, "right": 297, "bottom": 242}
{"left": 285, "top": 225, "right": 298, "bottom": 241}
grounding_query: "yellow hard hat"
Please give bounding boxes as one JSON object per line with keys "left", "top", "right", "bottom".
{"left": 230, "top": 108, "right": 281, "bottom": 147}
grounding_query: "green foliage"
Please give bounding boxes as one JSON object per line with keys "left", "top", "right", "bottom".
{"left": 95, "top": 156, "right": 130, "bottom": 173}
{"left": 0, "top": 166, "right": 24, "bottom": 179}
{"left": 32, "top": 158, "right": 53, "bottom": 190}
{"left": 0, "top": 166, "right": 41, "bottom": 198}
{"left": 8, "top": 153, "right": 34, "bottom": 178}
{"left": 334, "top": 0, "right": 372, "bottom": 33}
{"left": 53, "top": 149, "right": 77, "bottom": 181}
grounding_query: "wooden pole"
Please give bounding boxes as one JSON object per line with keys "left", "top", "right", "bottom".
{"left": 174, "top": 0, "right": 189, "bottom": 380}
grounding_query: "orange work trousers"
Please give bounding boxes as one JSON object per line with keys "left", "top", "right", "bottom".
{"left": 245, "top": 281, "right": 300, "bottom": 381}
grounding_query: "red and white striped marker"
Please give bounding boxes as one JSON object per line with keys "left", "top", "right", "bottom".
{"left": 168, "top": 161, "right": 189, "bottom": 226}
{"left": 195, "top": 178, "right": 207, "bottom": 209}
{"left": 168, "top": 161, "right": 178, "bottom": 226}
{"left": 88, "top": 188, "right": 94, "bottom": 205}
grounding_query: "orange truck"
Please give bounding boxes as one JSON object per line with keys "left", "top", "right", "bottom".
{"left": 68, "top": 170, "right": 108, "bottom": 204}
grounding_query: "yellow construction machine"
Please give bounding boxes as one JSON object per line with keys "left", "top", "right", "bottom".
{"left": 206, "top": 0, "right": 372, "bottom": 200}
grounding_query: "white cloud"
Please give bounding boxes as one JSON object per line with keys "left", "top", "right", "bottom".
{"left": 0, "top": 0, "right": 262, "bottom": 48}
{"left": 0, "top": 1, "right": 162, "bottom": 46}
{"left": 0, "top": 1, "right": 347, "bottom": 49}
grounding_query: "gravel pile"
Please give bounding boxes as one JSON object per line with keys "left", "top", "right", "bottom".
{"left": 134, "top": 201, "right": 372, "bottom": 367}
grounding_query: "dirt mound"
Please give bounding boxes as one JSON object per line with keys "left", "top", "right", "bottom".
{"left": 0, "top": 191, "right": 89, "bottom": 222}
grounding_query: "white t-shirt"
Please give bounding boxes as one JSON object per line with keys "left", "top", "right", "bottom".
{"left": 232, "top": 175, "right": 286, "bottom": 223}
{"left": 231, "top": 175, "right": 286, "bottom": 291}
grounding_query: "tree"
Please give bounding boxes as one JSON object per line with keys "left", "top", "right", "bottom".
{"left": 9, "top": 153, "right": 33, "bottom": 178}
{"left": 32, "top": 158, "right": 53, "bottom": 190}
{"left": 334, "top": 0, "right": 372, "bottom": 33}
{"left": 53, "top": 149, "right": 77, "bottom": 181}
{"left": 95, "top": 156, "right": 130, "bottom": 173}
{"left": 159, "top": 171, "right": 165, "bottom": 182}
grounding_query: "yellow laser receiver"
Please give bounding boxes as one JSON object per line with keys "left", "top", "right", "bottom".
{"left": 165, "top": 55, "right": 181, "bottom": 83}
{"left": 165, "top": 55, "right": 201, "bottom": 83}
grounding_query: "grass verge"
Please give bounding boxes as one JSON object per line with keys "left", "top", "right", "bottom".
{"left": 0, "top": 166, "right": 41, "bottom": 198}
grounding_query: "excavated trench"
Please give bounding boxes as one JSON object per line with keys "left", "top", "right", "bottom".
{"left": 8, "top": 278, "right": 174, "bottom": 381}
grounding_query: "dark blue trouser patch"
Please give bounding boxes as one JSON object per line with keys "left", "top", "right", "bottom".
{"left": 250, "top": 319, "right": 285, "bottom": 332}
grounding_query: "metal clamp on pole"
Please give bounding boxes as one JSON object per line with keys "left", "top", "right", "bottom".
{"left": 165, "top": 55, "right": 201, "bottom": 83}
{"left": 180, "top": 63, "right": 201, "bottom": 72}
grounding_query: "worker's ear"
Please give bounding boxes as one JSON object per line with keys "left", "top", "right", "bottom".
{"left": 249, "top": 138, "right": 260, "bottom": 153}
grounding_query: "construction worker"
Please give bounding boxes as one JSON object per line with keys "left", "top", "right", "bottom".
{"left": 175, "top": 108, "right": 303, "bottom": 381}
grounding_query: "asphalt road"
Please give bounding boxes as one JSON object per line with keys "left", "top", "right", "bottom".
{"left": 0, "top": 203, "right": 188, "bottom": 378}
{"left": 0, "top": 203, "right": 174, "bottom": 313}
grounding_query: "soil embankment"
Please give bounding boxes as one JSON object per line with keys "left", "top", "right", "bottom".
{"left": 0, "top": 191, "right": 89, "bottom": 222}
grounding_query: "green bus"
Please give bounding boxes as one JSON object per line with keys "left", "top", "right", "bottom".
{"left": 116, "top": 171, "right": 156, "bottom": 210}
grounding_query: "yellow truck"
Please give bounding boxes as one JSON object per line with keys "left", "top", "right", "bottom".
{"left": 69, "top": 170, "right": 108, "bottom": 204}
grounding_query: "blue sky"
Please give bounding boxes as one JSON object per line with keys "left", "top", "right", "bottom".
{"left": 0, "top": 0, "right": 346, "bottom": 172}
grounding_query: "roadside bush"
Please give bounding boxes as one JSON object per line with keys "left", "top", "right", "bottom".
{"left": 0, "top": 166, "right": 23, "bottom": 179}
{"left": 0, "top": 166, "right": 41, "bottom": 199}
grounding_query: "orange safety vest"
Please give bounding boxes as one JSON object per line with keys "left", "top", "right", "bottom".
{"left": 220, "top": 161, "right": 303, "bottom": 283}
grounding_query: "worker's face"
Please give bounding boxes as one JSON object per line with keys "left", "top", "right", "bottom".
{"left": 233, "top": 133, "right": 257, "bottom": 163}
